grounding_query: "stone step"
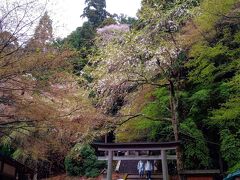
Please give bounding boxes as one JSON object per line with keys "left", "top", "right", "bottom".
{"left": 126, "top": 174, "right": 163, "bottom": 180}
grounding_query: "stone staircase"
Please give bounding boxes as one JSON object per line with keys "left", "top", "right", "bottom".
{"left": 119, "top": 160, "right": 163, "bottom": 179}
{"left": 119, "top": 160, "right": 139, "bottom": 174}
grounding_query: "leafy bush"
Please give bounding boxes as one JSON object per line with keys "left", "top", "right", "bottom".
{"left": 64, "top": 144, "right": 106, "bottom": 177}
{"left": 0, "top": 145, "right": 13, "bottom": 156}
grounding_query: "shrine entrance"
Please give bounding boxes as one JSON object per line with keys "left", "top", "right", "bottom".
{"left": 94, "top": 141, "right": 180, "bottom": 180}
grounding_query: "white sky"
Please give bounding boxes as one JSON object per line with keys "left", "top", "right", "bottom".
{"left": 47, "top": 0, "right": 142, "bottom": 38}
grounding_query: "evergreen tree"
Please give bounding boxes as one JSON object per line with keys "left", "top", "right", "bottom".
{"left": 64, "top": 22, "right": 96, "bottom": 74}
{"left": 65, "top": 22, "right": 95, "bottom": 50}
{"left": 29, "top": 12, "right": 53, "bottom": 49}
{"left": 81, "top": 0, "right": 110, "bottom": 28}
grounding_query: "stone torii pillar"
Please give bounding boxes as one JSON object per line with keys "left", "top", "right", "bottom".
{"left": 161, "top": 149, "right": 169, "bottom": 180}
{"left": 107, "top": 150, "right": 113, "bottom": 180}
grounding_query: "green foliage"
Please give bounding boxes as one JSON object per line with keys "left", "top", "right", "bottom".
{"left": 209, "top": 72, "right": 240, "bottom": 171}
{"left": 99, "top": 17, "right": 117, "bottom": 28}
{"left": 211, "top": 97, "right": 240, "bottom": 125}
{"left": 196, "top": 0, "right": 238, "bottom": 32}
{"left": 0, "top": 145, "right": 13, "bottom": 156}
{"left": 138, "top": 0, "right": 200, "bottom": 28}
{"left": 187, "top": 43, "right": 228, "bottom": 84}
{"left": 115, "top": 14, "right": 137, "bottom": 25}
{"left": 64, "top": 22, "right": 96, "bottom": 74}
{"left": 65, "top": 22, "right": 95, "bottom": 50}
{"left": 142, "top": 87, "right": 170, "bottom": 119}
{"left": 81, "top": 0, "right": 109, "bottom": 28}
{"left": 116, "top": 118, "right": 172, "bottom": 142}
{"left": 71, "top": 56, "right": 88, "bottom": 75}
{"left": 220, "top": 129, "right": 240, "bottom": 169}
{"left": 116, "top": 87, "right": 173, "bottom": 142}
{"left": 234, "top": 32, "right": 240, "bottom": 43}
{"left": 141, "top": 0, "right": 200, "bottom": 11}
{"left": 180, "top": 118, "right": 210, "bottom": 169}
{"left": 228, "top": 163, "right": 240, "bottom": 173}
{"left": 116, "top": 119, "right": 160, "bottom": 142}
{"left": 185, "top": 1, "right": 240, "bottom": 171}
{"left": 64, "top": 144, "right": 106, "bottom": 177}
{"left": 187, "top": 88, "right": 212, "bottom": 117}
{"left": 189, "top": 89, "right": 211, "bottom": 105}
{"left": 12, "top": 148, "right": 25, "bottom": 161}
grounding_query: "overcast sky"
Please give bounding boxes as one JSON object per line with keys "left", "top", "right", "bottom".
{"left": 47, "top": 0, "right": 141, "bottom": 38}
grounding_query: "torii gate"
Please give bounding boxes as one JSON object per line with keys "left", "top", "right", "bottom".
{"left": 94, "top": 141, "right": 180, "bottom": 180}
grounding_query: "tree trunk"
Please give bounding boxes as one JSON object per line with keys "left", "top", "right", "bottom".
{"left": 169, "top": 80, "right": 183, "bottom": 173}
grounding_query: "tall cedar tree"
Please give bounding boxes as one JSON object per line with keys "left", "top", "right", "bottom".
{"left": 30, "top": 12, "right": 53, "bottom": 49}
{"left": 81, "top": 0, "right": 109, "bottom": 28}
